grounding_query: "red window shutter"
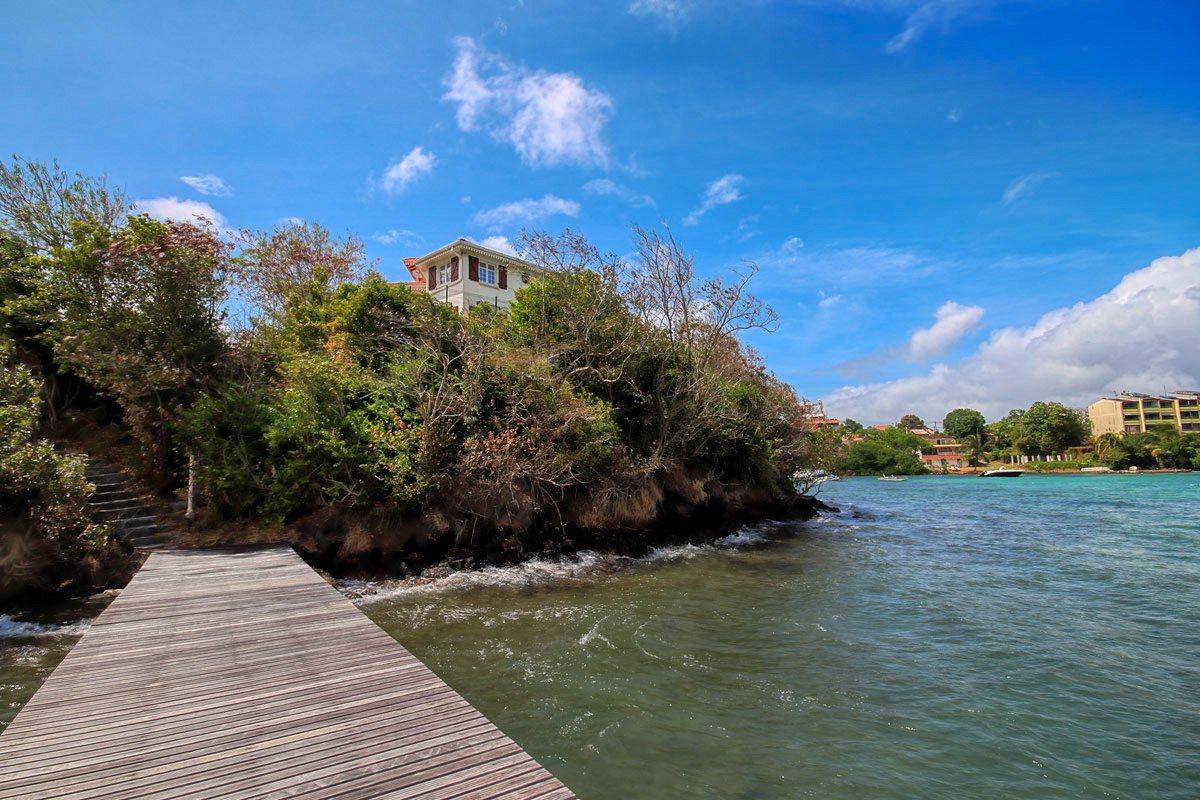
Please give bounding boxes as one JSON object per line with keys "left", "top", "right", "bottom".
{"left": 428, "top": 266, "right": 437, "bottom": 289}
{"left": 498, "top": 265, "right": 507, "bottom": 289}
{"left": 450, "top": 256, "right": 459, "bottom": 282}
{"left": 468, "top": 255, "right": 479, "bottom": 281}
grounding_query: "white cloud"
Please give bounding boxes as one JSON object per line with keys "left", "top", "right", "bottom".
{"left": 781, "top": 235, "right": 805, "bottom": 255}
{"left": 825, "top": 247, "right": 1200, "bottom": 424}
{"left": 582, "top": 178, "right": 655, "bottom": 208}
{"left": 479, "top": 235, "right": 519, "bottom": 256}
{"left": 683, "top": 174, "right": 745, "bottom": 226}
{"left": 817, "top": 291, "right": 843, "bottom": 309}
{"left": 473, "top": 194, "right": 581, "bottom": 231}
{"left": 133, "top": 196, "right": 228, "bottom": 232}
{"left": 381, "top": 146, "right": 437, "bottom": 194}
{"left": 904, "top": 300, "right": 984, "bottom": 360}
{"left": 758, "top": 238, "right": 936, "bottom": 290}
{"left": 444, "top": 36, "right": 613, "bottom": 168}
{"left": 373, "top": 228, "right": 420, "bottom": 246}
{"left": 278, "top": 216, "right": 305, "bottom": 227}
{"left": 180, "top": 174, "right": 232, "bottom": 196}
{"left": 1002, "top": 171, "right": 1057, "bottom": 204}
{"left": 946, "top": 108, "right": 961, "bottom": 122}
{"left": 628, "top": 0, "right": 691, "bottom": 28}
{"left": 885, "top": 0, "right": 994, "bottom": 54}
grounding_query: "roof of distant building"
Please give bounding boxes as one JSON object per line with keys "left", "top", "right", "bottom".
{"left": 406, "top": 238, "right": 538, "bottom": 281}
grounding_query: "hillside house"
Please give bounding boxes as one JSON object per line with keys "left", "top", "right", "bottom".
{"left": 403, "top": 238, "right": 540, "bottom": 313}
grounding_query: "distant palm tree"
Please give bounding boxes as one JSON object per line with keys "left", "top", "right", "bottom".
{"left": 1093, "top": 433, "right": 1121, "bottom": 463}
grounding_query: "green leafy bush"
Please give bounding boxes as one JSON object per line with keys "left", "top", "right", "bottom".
{"left": 838, "top": 427, "right": 928, "bottom": 475}
{"left": 0, "top": 345, "right": 115, "bottom": 597}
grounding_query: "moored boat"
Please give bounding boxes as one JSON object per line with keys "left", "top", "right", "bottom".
{"left": 980, "top": 468, "right": 1025, "bottom": 478}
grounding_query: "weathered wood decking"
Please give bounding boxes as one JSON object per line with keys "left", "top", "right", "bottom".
{"left": 0, "top": 547, "right": 576, "bottom": 799}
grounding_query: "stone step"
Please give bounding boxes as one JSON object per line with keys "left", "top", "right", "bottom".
{"left": 95, "top": 508, "right": 155, "bottom": 522}
{"left": 88, "top": 497, "right": 141, "bottom": 509}
{"left": 113, "top": 515, "right": 158, "bottom": 529}
{"left": 79, "top": 456, "right": 171, "bottom": 550}
{"left": 128, "top": 537, "right": 167, "bottom": 549}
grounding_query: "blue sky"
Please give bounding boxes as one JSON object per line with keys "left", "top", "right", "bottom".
{"left": 4, "top": 0, "right": 1199, "bottom": 423}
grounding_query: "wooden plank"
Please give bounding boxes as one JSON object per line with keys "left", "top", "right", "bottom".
{"left": 0, "top": 547, "right": 576, "bottom": 800}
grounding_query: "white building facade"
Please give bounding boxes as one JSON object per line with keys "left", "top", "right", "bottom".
{"left": 405, "top": 238, "right": 539, "bottom": 313}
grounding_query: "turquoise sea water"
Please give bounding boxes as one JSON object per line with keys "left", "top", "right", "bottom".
{"left": 3, "top": 473, "right": 1198, "bottom": 798}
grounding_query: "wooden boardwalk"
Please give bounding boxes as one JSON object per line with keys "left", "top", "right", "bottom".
{"left": 0, "top": 547, "right": 576, "bottom": 800}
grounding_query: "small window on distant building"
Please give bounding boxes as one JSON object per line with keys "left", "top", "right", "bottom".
{"left": 438, "top": 263, "right": 451, "bottom": 285}
{"left": 479, "top": 263, "right": 497, "bottom": 285}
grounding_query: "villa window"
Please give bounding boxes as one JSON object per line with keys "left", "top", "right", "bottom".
{"left": 521, "top": 271, "right": 530, "bottom": 285}
{"left": 438, "top": 263, "right": 451, "bottom": 285}
{"left": 479, "top": 263, "right": 497, "bottom": 285}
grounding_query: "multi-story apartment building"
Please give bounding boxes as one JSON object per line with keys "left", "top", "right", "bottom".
{"left": 402, "top": 238, "right": 541, "bottom": 313}
{"left": 1087, "top": 391, "right": 1200, "bottom": 436}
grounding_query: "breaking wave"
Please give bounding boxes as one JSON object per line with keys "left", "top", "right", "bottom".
{"left": 0, "top": 615, "right": 90, "bottom": 639}
{"left": 340, "top": 521, "right": 791, "bottom": 604}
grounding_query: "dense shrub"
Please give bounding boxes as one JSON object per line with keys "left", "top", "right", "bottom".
{"left": 837, "top": 427, "right": 928, "bottom": 475}
{"left": 0, "top": 345, "right": 117, "bottom": 597}
{"left": 176, "top": 229, "right": 812, "bottom": 544}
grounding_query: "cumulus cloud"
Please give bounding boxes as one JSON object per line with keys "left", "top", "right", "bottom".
{"left": 628, "top": 0, "right": 691, "bottom": 28}
{"left": 473, "top": 194, "right": 581, "bottom": 231}
{"left": 373, "top": 228, "right": 420, "bottom": 246}
{"left": 904, "top": 300, "right": 984, "bottom": 360}
{"left": 825, "top": 247, "right": 1200, "bottom": 423}
{"left": 885, "top": 0, "right": 995, "bottom": 53}
{"left": 479, "top": 235, "right": 519, "bottom": 256}
{"left": 1002, "top": 171, "right": 1058, "bottom": 204}
{"left": 180, "top": 174, "right": 232, "bottom": 196}
{"left": 381, "top": 147, "right": 437, "bottom": 194}
{"left": 683, "top": 174, "right": 745, "bottom": 226}
{"left": 133, "top": 196, "right": 228, "bottom": 233}
{"left": 582, "top": 178, "right": 655, "bottom": 208}
{"left": 443, "top": 36, "right": 613, "bottom": 168}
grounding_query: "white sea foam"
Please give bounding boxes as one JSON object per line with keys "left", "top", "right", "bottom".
{"left": 340, "top": 521, "right": 793, "bottom": 604}
{"left": 0, "top": 614, "right": 90, "bottom": 639}
{"left": 341, "top": 550, "right": 629, "bottom": 604}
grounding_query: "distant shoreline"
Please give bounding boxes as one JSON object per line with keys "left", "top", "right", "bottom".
{"left": 921, "top": 468, "right": 1195, "bottom": 477}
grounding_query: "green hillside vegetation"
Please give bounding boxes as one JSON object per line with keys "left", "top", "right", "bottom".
{"left": 0, "top": 158, "right": 819, "bottom": 594}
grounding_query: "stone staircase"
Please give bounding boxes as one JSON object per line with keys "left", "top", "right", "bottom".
{"left": 84, "top": 459, "right": 174, "bottom": 550}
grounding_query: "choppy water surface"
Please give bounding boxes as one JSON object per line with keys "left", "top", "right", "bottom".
{"left": 2, "top": 474, "right": 1197, "bottom": 799}
{"left": 357, "top": 474, "right": 1200, "bottom": 799}
{"left": 0, "top": 592, "right": 114, "bottom": 732}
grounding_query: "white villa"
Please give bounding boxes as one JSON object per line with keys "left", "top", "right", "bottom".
{"left": 403, "top": 238, "right": 540, "bottom": 313}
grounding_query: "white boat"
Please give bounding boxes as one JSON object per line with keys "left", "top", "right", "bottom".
{"left": 878, "top": 475, "right": 907, "bottom": 482}
{"left": 980, "top": 468, "right": 1025, "bottom": 478}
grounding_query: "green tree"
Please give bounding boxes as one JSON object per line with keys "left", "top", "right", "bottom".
{"left": 838, "top": 427, "right": 927, "bottom": 475}
{"left": 898, "top": 413, "right": 925, "bottom": 430}
{"left": 1014, "top": 401, "right": 1089, "bottom": 456}
{"left": 943, "top": 408, "right": 986, "bottom": 441}
{"left": 943, "top": 407, "right": 987, "bottom": 465}
{"left": 49, "top": 215, "right": 232, "bottom": 467}
{"left": 841, "top": 418, "right": 864, "bottom": 433}
{"left": 988, "top": 409, "right": 1024, "bottom": 449}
